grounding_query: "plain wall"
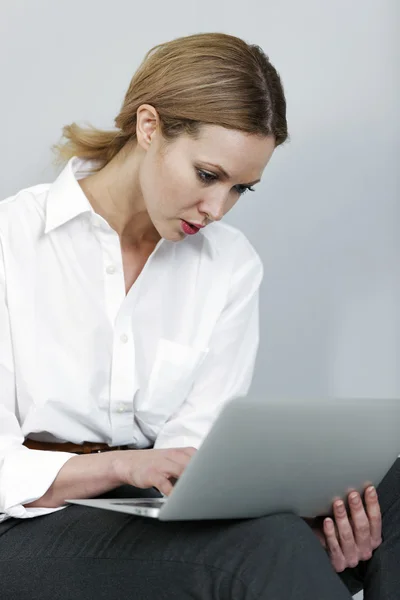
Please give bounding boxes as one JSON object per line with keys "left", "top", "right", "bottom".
{"left": 1, "top": 2, "right": 398, "bottom": 397}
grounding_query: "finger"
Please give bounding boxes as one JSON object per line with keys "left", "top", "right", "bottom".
{"left": 333, "top": 500, "right": 359, "bottom": 568}
{"left": 153, "top": 474, "right": 174, "bottom": 496}
{"left": 323, "top": 518, "right": 346, "bottom": 572}
{"left": 347, "top": 491, "right": 372, "bottom": 561}
{"left": 364, "top": 486, "right": 382, "bottom": 549}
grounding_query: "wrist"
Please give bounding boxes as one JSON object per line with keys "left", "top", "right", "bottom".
{"left": 109, "top": 449, "right": 132, "bottom": 486}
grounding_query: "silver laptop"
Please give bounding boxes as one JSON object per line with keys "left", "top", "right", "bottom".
{"left": 67, "top": 396, "right": 400, "bottom": 520}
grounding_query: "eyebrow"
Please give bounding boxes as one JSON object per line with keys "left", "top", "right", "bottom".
{"left": 201, "top": 162, "right": 261, "bottom": 186}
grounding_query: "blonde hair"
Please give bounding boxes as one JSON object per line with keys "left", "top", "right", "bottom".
{"left": 54, "top": 32, "right": 288, "bottom": 167}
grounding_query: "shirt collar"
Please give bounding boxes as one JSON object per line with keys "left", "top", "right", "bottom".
{"left": 44, "top": 157, "right": 101, "bottom": 234}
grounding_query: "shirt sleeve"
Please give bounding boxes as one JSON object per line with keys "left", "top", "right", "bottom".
{"left": 154, "top": 237, "right": 263, "bottom": 450}
{"left": 0, "top": 236, "right": 75, "bottom": 522}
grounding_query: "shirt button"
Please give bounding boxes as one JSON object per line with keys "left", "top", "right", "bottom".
{"left": 106, "top": 265, "right": 116, "bottom": 274}
{"left": 117, "top": 405, "right": 125, "bottom": 413}
{"left": 120, "top": 334, "right": 129, "bottom": 344}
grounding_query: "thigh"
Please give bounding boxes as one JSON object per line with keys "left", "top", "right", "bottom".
{"left": 0, "top": 488, "right": 352, "bottom": 600}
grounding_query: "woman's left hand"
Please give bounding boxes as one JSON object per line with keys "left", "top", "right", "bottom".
{"left": 308, "top": 486, "right": 382, "bottom": 572}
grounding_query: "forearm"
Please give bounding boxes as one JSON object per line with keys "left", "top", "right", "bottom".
{"left": 24, "top": 450, "right": 122, "bottom": 509}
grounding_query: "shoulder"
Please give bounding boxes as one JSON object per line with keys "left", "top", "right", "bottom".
{"left": 0, "top": 184, "right": 51, "bottom": 237}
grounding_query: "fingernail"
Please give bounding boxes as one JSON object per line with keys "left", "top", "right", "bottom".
{"left": 368, "top": 487, "right": 377, "bottom": 499}
{"left": 350, "top": 492, "right": 359, "bottom": 505}
{"left": 335, "top": 500, "right": 345, "bottom": 513}
{"left": 325, "top": 518, "right": 334, "bottom": 531}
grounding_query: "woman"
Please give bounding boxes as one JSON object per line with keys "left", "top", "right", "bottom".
{"left": 0, "top": 31, "right": 398, "bottom": 599}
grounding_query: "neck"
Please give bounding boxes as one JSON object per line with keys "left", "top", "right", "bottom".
{"left": 78, "top": 142, "right": 160, "bottom": 248}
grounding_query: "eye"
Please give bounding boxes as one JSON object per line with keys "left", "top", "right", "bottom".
{"left": 196, "top": 169, "right": 217, "bottom": 184}
{"left": 234, "top": 184, "right": 256, "bottom": 196}
{"left": 196, "top": 168, "right": 256, "bottom": 196}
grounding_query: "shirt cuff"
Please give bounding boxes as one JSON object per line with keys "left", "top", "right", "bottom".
{"left": 0, "top": 446, "right": 75, "bottom": 520}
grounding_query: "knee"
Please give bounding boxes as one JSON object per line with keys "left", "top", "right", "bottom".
{"left": 227, "top": 511, "right": 323, "bottom": 563}
{"left": 216, "top": 513, "right": 337, "bottom": 597}
{"left": 258, "top": 512, "right": 319, "bottom": 548}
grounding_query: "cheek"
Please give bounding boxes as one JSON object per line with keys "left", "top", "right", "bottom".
{"left": 141, "top": 152, "right": 201, "bottom": 216}
{"left": 160, "top": 167, "right": 199, "bottom": 212}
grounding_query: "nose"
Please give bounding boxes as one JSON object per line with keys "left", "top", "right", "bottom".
{"left": 201, "top": 195, "right": 225, "bottom": 222}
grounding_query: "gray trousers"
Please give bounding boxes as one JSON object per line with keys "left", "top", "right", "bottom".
{"left": 1, "top": 459, "right": 399, "bottom": 600}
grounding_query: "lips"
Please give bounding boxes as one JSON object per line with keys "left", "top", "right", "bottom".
{"left": 181, "top": 220, "right": 201, "bottom": 235}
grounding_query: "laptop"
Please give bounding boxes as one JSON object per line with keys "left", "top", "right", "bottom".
{"left": 67, "top": 396, "right": 400, "bottom": 520}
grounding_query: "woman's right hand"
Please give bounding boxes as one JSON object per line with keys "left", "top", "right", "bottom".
{"left": 113, "top": 447, "right": 197, "bottom": 496}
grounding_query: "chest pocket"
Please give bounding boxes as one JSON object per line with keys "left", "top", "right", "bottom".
{"left": 135, "top": 338, "right": 209, "bottom": 439}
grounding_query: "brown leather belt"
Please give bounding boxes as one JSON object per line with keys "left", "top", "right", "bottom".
{"left": 23, "top": 439, "right": 131, "bottom": 454}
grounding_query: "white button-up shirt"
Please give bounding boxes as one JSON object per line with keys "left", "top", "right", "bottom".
{"left": 0, "top": 157, "right": 263, "bottom": 521}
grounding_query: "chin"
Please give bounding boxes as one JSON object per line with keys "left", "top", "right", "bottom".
{"left": 165, "top": 231, "right": 185, "bottom": 243}
{"left": 157, "top": 221, "right": 185, "bottom": 243}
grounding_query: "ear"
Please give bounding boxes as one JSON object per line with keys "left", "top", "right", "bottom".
{"left": 136, "top": 104, "right": 160, "bottom": 150}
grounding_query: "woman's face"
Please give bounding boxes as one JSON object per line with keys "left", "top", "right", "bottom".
{"left": 139, "top": 123, "right": 276, "bottom": 242}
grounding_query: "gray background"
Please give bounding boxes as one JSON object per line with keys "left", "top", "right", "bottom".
{"left": 1, "top": 0, "right": 398, "bottom": 404}
{"left": 1, "top": 3, "right": 398, "bottom": 594}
